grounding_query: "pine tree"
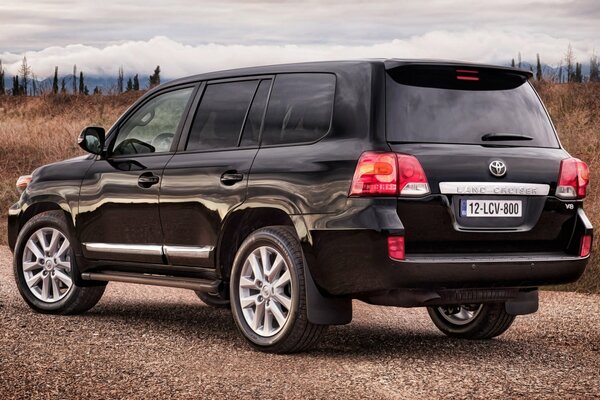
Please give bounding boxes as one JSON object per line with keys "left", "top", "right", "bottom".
{"left": 12, "top": 76, "right": 20, "bottom": 96}
{"left": 0, "top": 60, "right": 5, "bottom": 95}
{"left": 72, "top": 64, "right": 77, "bottom": 94}
{"left": 536, "top": 54, "right": 543, "bottom": 81}
{"left": 52, "top": 66, "right": 59, "bottom": 94}
{"left": 133, "top": 74, "right": 139, "bottom": 91}
{"left": 126, "top": 77, "right": 133, "bottom": 91}
{"left": 517, "top": 52, "right": 522, "bottom": 68}
{"left": 149, "top": 65, "right": 161, "bottom": 88}
{"left": 18, "top": 56, "right": 31, "bottom": 96}
{"left": 79, "top": 71, "right": 84, "bottom": 94}
{"left": 93, "top": 86, "right": 101, "bottom": 95}
{"left": 117, "top": 66, "right": 124, "bottom": 93}
{"left": 565, "top": 44, "right": 574, "bottom": 82}
{"left": 558, "top": 66, "right": 563, "bottom": 83}
{"left": 590, "top": 54, "right": 600, "bottom": 82}
{"left": 32, "top": 73, "right": 37, "bottom": 96}
{"left": 60, "top": 78, "right": 66, "bottom": 94}
{"left": 511, "top": 58, "right": 515, "bottom": 68}
{"left": 84, "top": 85, "right": 89, "bottom": 95}
{"left": 574, "top": 63, "right": 583, "bottom": 83}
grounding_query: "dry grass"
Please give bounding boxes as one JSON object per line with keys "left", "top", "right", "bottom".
{"left": 0, "top": 93, "right": 141, "bottom": 241}
{"left": 0, "top": 84, "right": 598, "bottom": 292}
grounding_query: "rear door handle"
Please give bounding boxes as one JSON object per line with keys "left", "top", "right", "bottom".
{"left": 220, "top": 171, "right": 244, "bottom": 185}
{"left": 138, "top": 173, "right": 160, "bottom": 188}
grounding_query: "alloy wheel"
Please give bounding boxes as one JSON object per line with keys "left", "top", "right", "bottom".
{"left": 238, "top": 246, "right": 293, "bottom": 337}
{"left": 21, "top": 228, "right": 73, "bottom": 303}
{"left": 437, "top": 304, "right": 484, "bottom": 326}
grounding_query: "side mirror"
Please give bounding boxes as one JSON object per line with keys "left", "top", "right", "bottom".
{"left": 78, "top": 126, "right": 105, "bottom": 155}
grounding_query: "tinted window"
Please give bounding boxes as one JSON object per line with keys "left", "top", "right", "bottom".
{"left": 386, "top": 67, "right": 559, "bottom": 148}
{"left": 261, "top": 74, "right": 335, "bottom": 146}
{"left": 112, "top": 87, "right": 193, "bottom": 156}
{"left": 240, "top": 79, "right": 271, "bottom": 147}
{"left": 187, "top": 80, "right": 258, "bottom": 151}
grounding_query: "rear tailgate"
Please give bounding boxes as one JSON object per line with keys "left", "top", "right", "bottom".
{"left": 385, "top": 64, "right": 580, "bottom": 255}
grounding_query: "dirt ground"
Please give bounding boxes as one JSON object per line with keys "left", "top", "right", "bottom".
{"left": 1, "top": 246, "right": 599, "bottom": 399}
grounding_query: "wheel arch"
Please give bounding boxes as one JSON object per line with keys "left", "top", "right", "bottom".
{"left": 9, "top": 197, "right": 75, "bottom": 251}
{"left": 217, "top": 205, "right": 352, "bottom": 326}
{"left": 216, "top": 206, "right": 298, "bottom": 281}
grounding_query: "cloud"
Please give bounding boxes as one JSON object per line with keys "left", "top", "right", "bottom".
{"left": 0, "top": 32, "right": 595, "bottom": 80}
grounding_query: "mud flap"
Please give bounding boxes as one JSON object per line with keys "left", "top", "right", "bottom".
{"left": 505, "top": 289, "right": 539, "bottom": 315}
{"left": 304, "top": 264, "right": 352, "bottom": 325}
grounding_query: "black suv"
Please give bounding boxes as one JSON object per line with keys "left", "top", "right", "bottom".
{"left": 9, "top": 60, "right": 593, "bottom": 353}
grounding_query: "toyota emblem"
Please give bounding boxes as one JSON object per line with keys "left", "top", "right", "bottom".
{"left": 489, "top": 160, "right": 507, "bottom": 177}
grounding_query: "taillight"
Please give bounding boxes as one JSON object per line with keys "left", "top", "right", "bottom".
{"left": 350, "top": 152, "right": 397, "bottom": 196}
{"left": 397, "top": 154, "right": 430, "bottom": 196}
{"left": 350, "top": 152, "right": 430, "bottom": 197}
{"left": 16, "top": 175, "right": 32, "bottom": 193}
{"left": 556, "top": 158, "right": 589, "bottom": 199}
{"left": 580, "top": 235, "right": 592, "bottom": 257}
{"left": 388, "top": 236, "right": 405, "bottom": 261}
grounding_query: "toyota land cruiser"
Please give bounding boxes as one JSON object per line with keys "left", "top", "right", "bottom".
{"left": 8, "top": 60, "right": 593, "bottom": 353}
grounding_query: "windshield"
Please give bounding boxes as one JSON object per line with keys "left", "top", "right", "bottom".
{"left": 386, "top": 66, "right": 559, "bottom": 148}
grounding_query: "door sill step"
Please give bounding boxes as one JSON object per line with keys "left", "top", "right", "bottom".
{"left": 81, "top": 271, "right": 220, "bottom": 291}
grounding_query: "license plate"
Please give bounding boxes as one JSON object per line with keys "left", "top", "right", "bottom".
{"left": 460, "top": 200, "right": 522, "bottom": 217}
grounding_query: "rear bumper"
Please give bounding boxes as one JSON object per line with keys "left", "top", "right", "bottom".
{"left": 305, "top": 203, "right": 593, "bottom": 296}
{"left": 388, "top": 253, "right": 588, "bottom": 288}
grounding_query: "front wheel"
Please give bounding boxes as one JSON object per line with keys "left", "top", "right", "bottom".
{"left": 427, "top": 303, "right": 515, "bottom": 339}
{"left": 230, "top": 226, "right": 327, "bottom": 353}
{"left": 13, "top": 211, "right": 106, "bottom": 315}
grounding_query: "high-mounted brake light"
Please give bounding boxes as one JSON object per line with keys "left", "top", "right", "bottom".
{"left": 556, "top": 158, "right": 589, "bottom": 199}
{"left": 16, "top": 175, "right": 32, "bottom": 193}
{"left": 350, "top": 152, "right": 430, "bottom": 197}
{"left": 456, "top": 69, "right": 480, "bottom": 81}
{"left": 580, "top": 235, "right": 592, "bottom": 258}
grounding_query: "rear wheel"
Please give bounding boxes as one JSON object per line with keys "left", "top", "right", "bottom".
{"left": 427, "top": 303, "right": 515, "bottom": 339}
{"left": 230, "top": 226, "right": 327, "bottom": 353}
{"left": 13, "top": 211, "right": 106, "bottom": 315}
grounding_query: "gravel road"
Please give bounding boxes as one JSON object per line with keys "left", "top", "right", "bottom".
{"left": 1, "top": 246, "right": 599, "bottom": 399}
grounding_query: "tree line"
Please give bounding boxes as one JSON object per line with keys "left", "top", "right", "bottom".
{"left": 510, "top": 44, "right": 598, "bottom": 83}
{"left": 1, "top": 44, "right": 599, "bottom": 96}
{"left": 0, "top": 57, "right": 161, "bottom": 96}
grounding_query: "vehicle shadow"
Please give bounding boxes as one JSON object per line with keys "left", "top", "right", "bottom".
{"left": 84, "top": 300, "right": 538, "bottom": 360}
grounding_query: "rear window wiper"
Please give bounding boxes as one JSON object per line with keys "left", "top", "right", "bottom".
{"left": 481, "top": 133, "right": 533, "bottom": 141}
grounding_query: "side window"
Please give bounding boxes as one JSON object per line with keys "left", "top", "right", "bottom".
{"left": 186, "top": 80, "right": 258, "bottom": 151}
{"left": 112, "top": 87, "right": 194, "bottom": 156}
{"left": 240, "top": 79, "right": 271, "bottom": 147}
{"left": 261, "top": 73, "right": 335, "bottom": 146}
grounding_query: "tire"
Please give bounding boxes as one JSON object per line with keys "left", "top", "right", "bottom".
{"left": 13, "top": 211, "right": 106, "bottom": 315}
{"left": 230, "top": 226, "right": 327, "bottom": 353}
{"left": 427, "top": 303, "right": 516, "bottom": 340}
{"left": 195, "top": 290, "right": 230, "bottom": 308}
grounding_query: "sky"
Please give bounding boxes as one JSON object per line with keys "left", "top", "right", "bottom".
{"left": 0, "top": 0, "right": 598, "bottom": 79}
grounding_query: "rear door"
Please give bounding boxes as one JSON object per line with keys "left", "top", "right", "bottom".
{"left": 385, "top": 65, "right": 576, "bottom": 253}
{"left": 159, "top": 78, "right": 272, "bottom": 267}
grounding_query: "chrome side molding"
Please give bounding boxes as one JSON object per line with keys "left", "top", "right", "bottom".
{"left": 83, "top": 242, "right": 163, "bottom": 256}
{"left": 439, "top": 182, "right": 550, "bottom": 196}
{"left": 83, "top": 243, "right": 214, "bottom": 260}
{"left": 163, "top": 245, "right": 213, "bottom": 261}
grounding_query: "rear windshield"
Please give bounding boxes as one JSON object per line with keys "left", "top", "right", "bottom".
{"left": 386, "top": 66, "right": 559, "bottom": 148}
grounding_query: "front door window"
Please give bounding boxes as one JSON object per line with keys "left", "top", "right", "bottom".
{"left": 112, "top": 87, "right": 194, "bottom": 156}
